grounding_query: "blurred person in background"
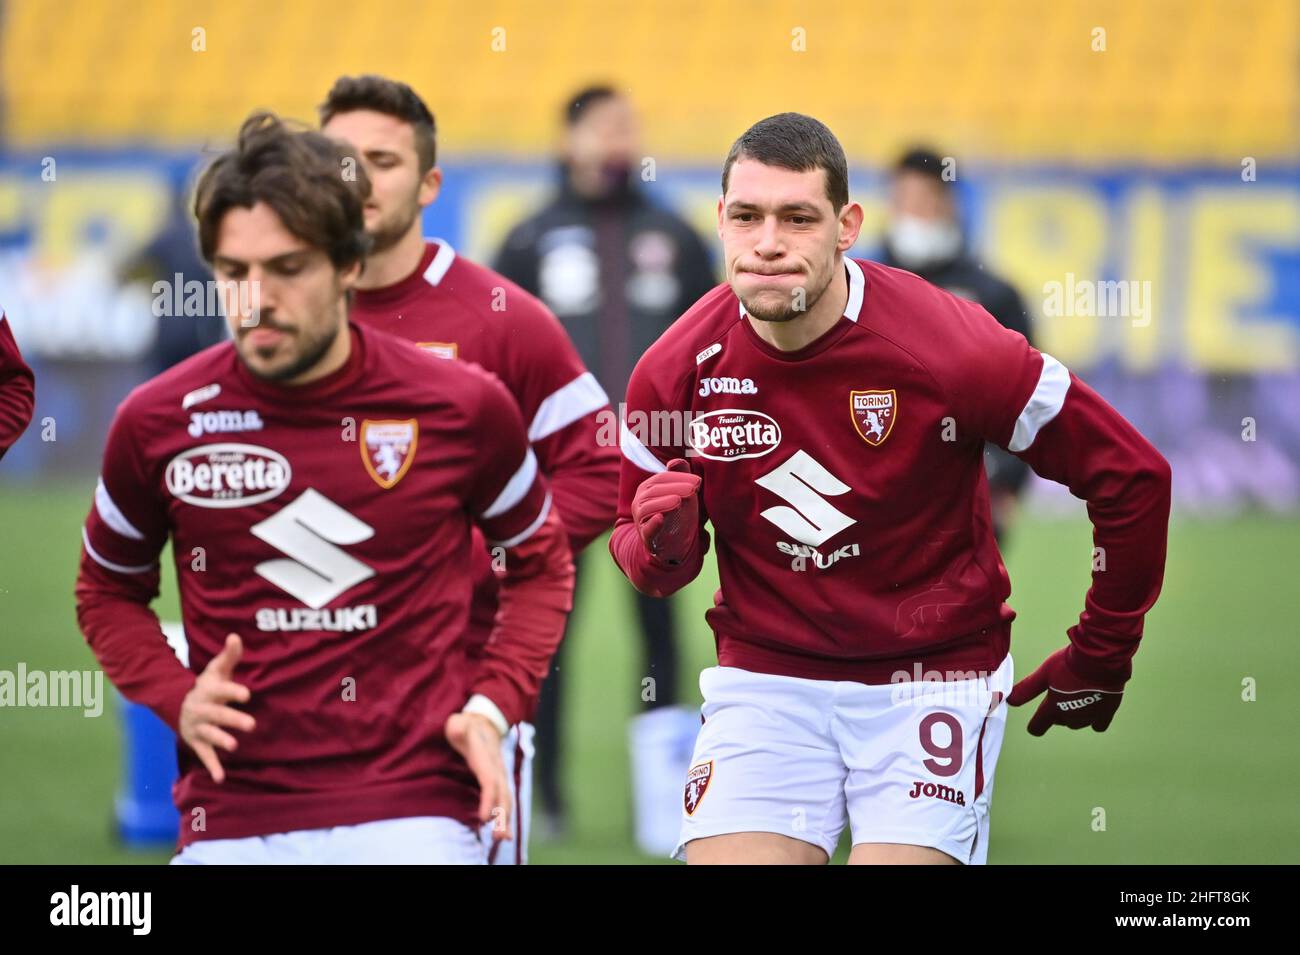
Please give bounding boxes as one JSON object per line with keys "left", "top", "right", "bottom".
{"left": 320, "top": 74, "right": 619, "bottom": 864}
{"left": 0, "top": 309, "right": 35, "bottom": 461}
{"left": 121, "top": 181, "right": 228, "bottom": 374}
{"left": 493, "top": 85, "right": 718, "bottom": 853}
{"left": 879, "top": 147, "right": 1034, "bottom": 545}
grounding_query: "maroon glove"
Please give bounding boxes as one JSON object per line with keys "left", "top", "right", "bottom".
{"left": 1007, "top": 646, "right": 1127, "bottom": 736}
{"left": 630, "top": 458, "right": 701, "bottom": 564}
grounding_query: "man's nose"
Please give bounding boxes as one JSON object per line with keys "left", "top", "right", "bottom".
{"left": 242, "top": 268, "right": 276, "bottom": 327}
{"left": 752, "top": 216, "right": 784, "bottom": 257}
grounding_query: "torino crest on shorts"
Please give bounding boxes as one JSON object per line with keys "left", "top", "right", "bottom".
{"left": 684, "top": 760, "right": 713, "bottom": 815}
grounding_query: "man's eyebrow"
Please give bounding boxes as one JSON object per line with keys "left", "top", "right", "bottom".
{"left": 212, "top": 250, "right": 312, "bottom": 269}
{"left": 264, "top": 250, "right": 311, "bottom": 265}
{"left": 725, "top": 200, "right": 822, "bottom": 214}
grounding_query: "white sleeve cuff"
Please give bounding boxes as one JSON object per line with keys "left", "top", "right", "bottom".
{"left": 462, "top": 693, "right": 509, "bottom": 737}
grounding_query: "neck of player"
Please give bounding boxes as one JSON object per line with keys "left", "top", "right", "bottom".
{"left": 285, "top": 308, "right": 352, "bottom": 387}
{"left": 354, "top": 219, "right": 427, "bottom": 291}
{"left": 746, "top": 257, "right": 849, "bottom": 353}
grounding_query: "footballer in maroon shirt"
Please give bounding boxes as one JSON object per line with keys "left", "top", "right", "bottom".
{"left": 75, "top": 113, "right": 574, "bottom": 864}
{"left": 0, "top": 311, "right": 35, "bottom": 461}
{"left": 610, "top": 113, "right": 1172, "bottom": 865}
{"left": 319, "top": 75, "right": 619, "bottom": 863}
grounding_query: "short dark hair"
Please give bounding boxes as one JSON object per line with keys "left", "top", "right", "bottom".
{"left": 194, "top": 111, "right": 372, "bottom": 269}
{"left": 893, "top": 146, "right": 951, "bottom": 187}
{"left": 722, "top": 113, "right": 849, "bottom": 211}
{"left": 319, "top": 74, "right": 437, "bottom": 173}
{"left": 564, "top": 84, "right": 621, "bottom": 127}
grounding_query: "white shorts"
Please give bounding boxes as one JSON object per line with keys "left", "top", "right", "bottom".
{"left": 170, "top": 815, "right": 484, "bottom": 865}
{"left": 676, "top": 653, "right": 1014, "bottom": 864}
{"left": 482, "top": 722, "right": 535, "bottom": 864}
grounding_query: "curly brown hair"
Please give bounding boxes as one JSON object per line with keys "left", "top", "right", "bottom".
{"left": 194, "top": 111, "right": 372, "bottom": 269}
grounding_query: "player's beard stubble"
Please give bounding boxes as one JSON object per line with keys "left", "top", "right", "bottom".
{"left": 739, "top": 265, "right": 834, "bottom": 324}
{"left": 237, "top": 303, "right": 344, "bottom": 383}
{"left": 365, "top": 183, "right": 423, "bottom": 256}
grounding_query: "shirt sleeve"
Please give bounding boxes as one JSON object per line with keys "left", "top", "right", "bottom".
{"left": 75, "top": 395, "right": 195, "bottom": 730}
{"left": 953, "top": 303, "right": 1172, "bottom": 681}
{"left": 498, "top": 286, "right": 620, "bottom": 553}
{"left": 0, "top": 314, "right": 36, "bottom": 461}
{"left": 608, "top": 352, "right": 710, "bottom": 597}
{"left": 464, "top": 370, "right": 575, "bottom": 727}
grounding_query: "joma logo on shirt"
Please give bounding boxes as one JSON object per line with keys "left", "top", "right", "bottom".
{"left": 908, "top": 781, "right": 966, "bottom": 805}
{"left": 698, "top": 376, "right": 757, "bottom": 397}
{"left": 187, "top": 409, "right": 264, "bottom": 437}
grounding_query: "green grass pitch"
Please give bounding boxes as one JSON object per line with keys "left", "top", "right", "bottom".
{"left": 1, "top": 480, "right": 1296, "bottom": 864}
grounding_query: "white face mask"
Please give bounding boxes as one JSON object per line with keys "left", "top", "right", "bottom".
{"left": 887, "top": 214, "right": 962, "bottom": 271}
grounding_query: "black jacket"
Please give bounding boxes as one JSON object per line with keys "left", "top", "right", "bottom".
{"left": 879, "top": 240, "right": 1032, "bottom": 344}
{"left": 880, "top": 239, "right": 1035, "bottom": 498}
{"left": 493, "top": 173, "right": 718, "bottom": 403}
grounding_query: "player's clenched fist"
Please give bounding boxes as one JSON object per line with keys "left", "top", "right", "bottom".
{"left": 1006, "top": 645, "right": 1126, "bottom": 736}
{"left": 445, "top": 712, "right": 512, "bottom": 841}
{"left": 179, "top": 633, "right": 256, "bottom": 784}
{"left": 631, "top": 458, "right": 701, "bottom": 564}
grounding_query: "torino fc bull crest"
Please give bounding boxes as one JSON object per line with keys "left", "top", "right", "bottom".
{"left": 361, "top": 419, "right": 418, "bottom": 489}
{"left": 850, "top": 389, "right": 897, "bottom": 446}
{"left": 684, "top": 760, "right": 714, "bottom": 816}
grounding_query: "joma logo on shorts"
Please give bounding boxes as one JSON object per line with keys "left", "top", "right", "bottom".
{"left": 908, "top": 781, "right": 966, "bottom": 806}
{"left": 1057, "top": 693, "right": 1102, "bottom": 711}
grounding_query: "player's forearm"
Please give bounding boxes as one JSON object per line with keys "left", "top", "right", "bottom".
{"left": 1017, "top": 377, "right": 1172, "bottom": 677}
{"left": 608, "top": 517, "right": 706, "bottom": 598}
{"left": 471, "top": 506, "right": 575, "bottom": 727}
{"left": 74, "top": 557, "right": 194, "bottom": 731}
{"left": 546, "top": 453, "right": 621, "bottom": 553}
{"left": 530, "top": 409, "right": 621, "bottom": 553}
{"left": 0, "top": 353, "right": 36, "bottom": 458}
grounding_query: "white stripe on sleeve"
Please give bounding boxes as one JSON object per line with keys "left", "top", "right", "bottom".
{"left": 528, "top": 372, "right": 609, "bottom": 442}
{"left": 490, "top": 491, "right": 552, "bottom": 548}
{"left": 620, "top": 420, "right": 667, "bottom": 474}
{"left": 1008, "top": 353, "right": 1071, "bottom": 453}
{"left": 482, "top": 448, "right": 538, "bottom": 519}
{"left": 81, "top": 527, "right": 156, "bottom": 575}
{"left": 95, "top": 477, "right": 145, "bottom": 540}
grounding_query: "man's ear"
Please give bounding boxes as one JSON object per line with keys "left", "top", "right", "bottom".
{"left": 716, "top": 195, "right": 725, "bottom": 239}
{"left": 339, "top": 257, "right": 363, "bottom": 292}
{"left": 418, "top": 166, "right": 443, "bottom": 208}
{"left": 837, "top": 201, "right": 865, "bottom": 253}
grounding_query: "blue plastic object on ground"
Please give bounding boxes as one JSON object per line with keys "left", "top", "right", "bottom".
{"left": 114, "top": 694, "right": 180, "bottom": 848}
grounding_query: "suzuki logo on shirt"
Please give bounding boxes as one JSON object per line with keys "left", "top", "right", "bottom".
{"left": 755, "top": 449, "right": 856, "bottom": 547}
{"left": 251, "top": 489, "right": 376, "bottom": 609}
{"left": 698, "top": 376, "right": 757, "bottom": 397}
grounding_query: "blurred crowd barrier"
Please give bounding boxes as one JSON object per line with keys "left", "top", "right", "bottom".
{"left": 1, "top": 154, "right": 1296, "bottom": 514}
{"left": 1, "top": 0, "right": 1296, "bottom": 513}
